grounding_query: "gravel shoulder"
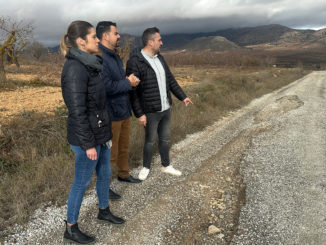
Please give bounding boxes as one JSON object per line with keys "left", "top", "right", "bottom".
{"left": 233, "top": 71, "right": 326, "bottom": 245}
{"left": 4, "top": 71, "right": 325, "bottom": 244}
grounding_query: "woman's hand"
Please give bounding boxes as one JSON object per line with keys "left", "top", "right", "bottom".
{"left": 86, "top": 147, "right": 97, "bottom": 160}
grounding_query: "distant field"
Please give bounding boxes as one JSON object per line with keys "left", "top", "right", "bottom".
{"left": 163, "top": 46, "right": 326, "bottom": 70}
{"left": 272, "top": 48, "right": 326, "bottom": 69}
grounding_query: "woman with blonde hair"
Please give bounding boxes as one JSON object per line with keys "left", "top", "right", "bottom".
{"left": 60, "top": 20, "right": 124, "bottom": 244}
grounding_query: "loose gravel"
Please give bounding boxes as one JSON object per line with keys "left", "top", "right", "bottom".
{"left": 233, "top": 71, "right": 326, "bottom": 245}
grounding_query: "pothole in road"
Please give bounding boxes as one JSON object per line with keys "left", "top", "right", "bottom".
{"left": 254, "top": 95, "right": 304, "bottom": 123}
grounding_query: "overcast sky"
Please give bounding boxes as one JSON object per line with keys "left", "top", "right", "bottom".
{"left": 1, "top": 0, "right": 326, "bottom": 46}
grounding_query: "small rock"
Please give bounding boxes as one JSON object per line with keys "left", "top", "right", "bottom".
{"left": 208, "top": 225, "right": 221, "bottom": 234}
{"left": 216, "top": 192, "right": 223, "bottom": 199}
{"left": 225, "top": 194, "right": 232, "bottom": 200}
{"left": 218, "top": 204, "right": 226, "bottom": 211}
{"left": 217, "top": 233, "right": 225, "bottom": 239}
{"left": 200, "top": 184, "right": 210, "bottom": 190}
{"left": 210, "top": 200, "right": 218, "bottom": 206}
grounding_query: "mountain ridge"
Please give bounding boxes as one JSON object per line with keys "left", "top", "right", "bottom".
{"left": 48, "top": 24, "right": 326, "bottom": 52}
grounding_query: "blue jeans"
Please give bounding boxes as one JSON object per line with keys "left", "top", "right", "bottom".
{"left": 67, "top": 144, "right": 111, "bottom": 224}
{"left": 143, "top": 109, "right": 171, "bottom": 169}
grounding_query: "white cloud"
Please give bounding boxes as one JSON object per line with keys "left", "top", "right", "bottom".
{"left": 0, "top": 0, "right": 325, "bottom": 45}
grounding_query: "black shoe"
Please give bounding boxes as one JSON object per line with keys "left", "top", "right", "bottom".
{"left": 109, "top": 188, "right": 121, "bottom": 200}
{"left": 63, "top": 220, "right": 95, "bottom": 244}
{"left": 118, "top": 175, "right": 142, "bottom": 183}
{"left": 98, "top": 207, "right": 125, "bottom": 224}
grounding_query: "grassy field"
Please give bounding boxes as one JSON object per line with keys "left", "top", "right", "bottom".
{"left": 0, "top": 52, "right": 310, "bottom": 238}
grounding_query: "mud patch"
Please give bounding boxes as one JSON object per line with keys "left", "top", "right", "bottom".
{"left": 254, "top": 95, "right": 304, "bottom": 123}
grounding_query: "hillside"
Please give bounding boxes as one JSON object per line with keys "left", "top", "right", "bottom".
{"left": 47, "top": 24, "right": 326, "bottom": 69}
{"left": 161, "top": 24, "right": 326, "bottom": 50}
{"left": 214, "top": 24, "right": 294, "bottom": 46}
{"left": 183, "top": 36, "right": 241, "bottom": 51}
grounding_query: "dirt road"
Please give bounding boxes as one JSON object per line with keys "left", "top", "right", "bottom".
{"left": 4, "top": 71, "right": 326, "bottom": 244}
{"left": 232, "top": 71, "right": 326, "bottom": 245}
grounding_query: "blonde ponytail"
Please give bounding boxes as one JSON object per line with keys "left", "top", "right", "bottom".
{"left": 60, "top": 34, "right": 70, "bottom": 56}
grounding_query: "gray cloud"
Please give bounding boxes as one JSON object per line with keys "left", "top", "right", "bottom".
{"left": 1, "top": 0, "right": 326, "bottom": 46}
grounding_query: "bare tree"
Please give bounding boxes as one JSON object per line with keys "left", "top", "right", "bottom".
{"left": 28, "top": 41, "right": 47, "bottom": 60}
{"left": 0, "top": 16, "right": 33, "bottom": 83}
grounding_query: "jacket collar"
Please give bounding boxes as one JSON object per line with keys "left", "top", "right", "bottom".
{"left": 131, "top": 48, "right": 163, "bottom": 65}
{"left": 67, "top": 47, "right": 102, "bottom": 72}
{"left": 143, "top": 52, "right": 164, "bottom": 69}
{"left": 99, "top": 43, "right": 116, "bottom": 56}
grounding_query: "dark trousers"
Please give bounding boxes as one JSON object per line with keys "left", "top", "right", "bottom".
{"left": 143, "top": 109, "right": 171, "bottom": 169}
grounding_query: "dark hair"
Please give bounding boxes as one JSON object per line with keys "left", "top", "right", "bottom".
{"left": 142, "top": 27, "right": 160, "bottom": 47}
{"left": 96, "top": 21, "right": 117, "bottom": 40}
{"left": 60, "top": 20, "right": 93, "bottom": 56}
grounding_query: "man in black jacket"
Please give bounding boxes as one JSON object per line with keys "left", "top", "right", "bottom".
{"left": 96, "top": 21, "right": 141, "bottom": 200}
{"left": 126, "top": 27, "right": 193, "bottom": 180}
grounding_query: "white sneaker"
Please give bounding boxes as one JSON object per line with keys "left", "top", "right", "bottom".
{"left": 138, "top": 167, "right": 150, "bottom": 180}
{"left": 161, "top": 165, "right": 182, "bottom": 176}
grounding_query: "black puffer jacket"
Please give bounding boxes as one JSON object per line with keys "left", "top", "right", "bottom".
{"left": 61, "top": 48, "right": 112, "bottom": 150}
{"left": 126, "top": 50, "right": 187, "bottom": 118}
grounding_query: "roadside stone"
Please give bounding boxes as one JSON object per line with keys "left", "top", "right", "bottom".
{"left": 208, "top": 225, "right": 221, "bottom": 234}
{"left": 211, "top": 200, "right": 218, "bottom": 206}
{"left": 200, "top": 184, "right": 210, "bottom": 190}
{"left": 216, "top": 192, "right": 223, "bottom": 199}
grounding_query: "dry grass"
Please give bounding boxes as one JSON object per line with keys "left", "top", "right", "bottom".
{"left": 3, "top": 54, "right": 64, "bottom": 88}
{"left": 163, "top": 47, "right": 326, "bottom": 70}
{"left": 163, "top": 49, "right": 277, "bottom": 68}
{"left": 0, "top": 109, "right": 72, "bottom": 235}
{"left": 0, "top": 54, "right": 309, "bottom": 239}
{"left": 127, "top": 66, "right": 308, "bottom": 167}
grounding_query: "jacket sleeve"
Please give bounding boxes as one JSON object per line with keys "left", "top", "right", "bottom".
{"left": 126, "top": 57, "right": 144, "bottom": 118}
{"left": 62, "top": 63, "right": 96, "bottom": 150}
{"left": 102, "top": 60, "right": 131, "bottom": 95}
{"left": 162, "top": 57, "right": 187, "bottom": 101}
